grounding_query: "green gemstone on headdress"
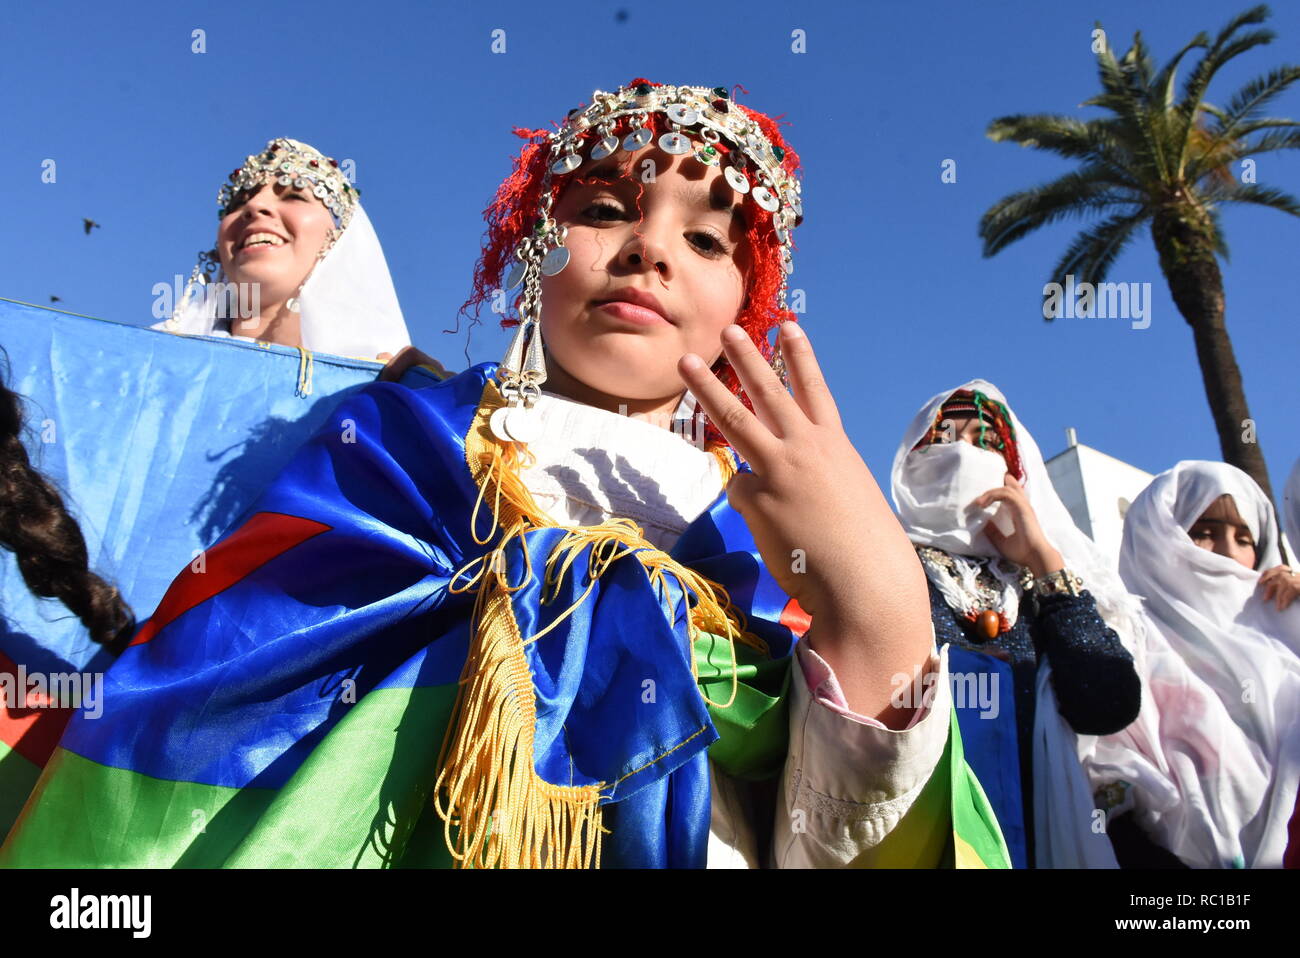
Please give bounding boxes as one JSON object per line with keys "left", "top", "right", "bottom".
{"left": 712, "top": 87, "right": 728, "bottom": 99}
{"left": 703, "top": 146, "right": 716, "bottom": 155}
{"left": 772, "top": 145, "right": 785, "bottom": 161}
{"left": 635, "top": 83, "right": 651, "bottom": 96}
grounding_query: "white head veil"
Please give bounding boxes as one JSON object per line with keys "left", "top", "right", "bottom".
{"left": 890, "top": 378, "right": 1147, "bottom": 656}
{"left": 153, "top": 201, "right": 410, "bottom": 361}
{"left": 1090, "top": 460, "right": 1300, "bottom": 866}
{"left": 891, "top": 379, "right": 1149, "bottom": 867}
{"left": 1284, "top": 457, "right": 1300, "bottom": 563}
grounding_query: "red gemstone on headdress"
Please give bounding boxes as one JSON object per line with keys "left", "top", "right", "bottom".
{"left": 330, "top": 158, "right": 339, "bottom": 167}
{"left": 310, "top": 159, "right": 319, "bottom": 167}
{"left": 712, "top": 99, "right": 729, "bottom": 112}
{"left": 229, "top": 169, "right": 239, "bottom": 180}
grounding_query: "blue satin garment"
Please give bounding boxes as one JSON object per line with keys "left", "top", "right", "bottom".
{"left": 61, "top": 362, "right": 802, "bottom": 868}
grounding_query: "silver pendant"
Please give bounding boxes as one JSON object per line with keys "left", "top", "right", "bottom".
{"left": 666, "top": 104, "right": 698, "bottom": 126}
{"left": 623, "top": 128, "right": 653, "bottom": 151}
{"left": 504, "top": 404, "right": 541, "bottom": 444}
{"left": 540, "top": 246, "right": 570, "bottom": 276}
{"left": 551, "top": 152, "right": 582, "bottom": 175}
{"left": 751, "top": 185, "right": 779, "bottom": 212}
{"left": 724, "top": 165, "right": 751, "bottom": 194}
{"left": 780, "top": 248, "right": 794, "bottom": 275}
{"left": 490, "top": 406, "right": 516, "bottom": 443}
{"left": 658, "top": 132, "right": 691, "bottom": 155}
{"left": 504, "top": 261, "right": 526, "bottom": 290}
{"left": 589, "top": 135, "right": 620, "bottom": 160}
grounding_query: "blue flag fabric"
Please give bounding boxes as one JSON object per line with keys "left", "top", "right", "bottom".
{"left": 0, "top": 299, "right": 437, "bottom": 677}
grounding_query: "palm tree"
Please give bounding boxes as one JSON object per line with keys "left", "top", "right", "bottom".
{"left": 980, "top": 4, "right": 1299, "bottom": 505}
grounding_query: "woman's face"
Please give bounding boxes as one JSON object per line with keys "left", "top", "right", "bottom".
{"left": 932, "top": 411, "right": 985, "bottom": 446}
{"left": 216, "top": 180, "right": 336, "bottom": 312}
{"left": 1188, "top": 494, "right": 1258, "bottom": 569}
{"left": 539, "top": 147, "right": 754, "bottom": 403}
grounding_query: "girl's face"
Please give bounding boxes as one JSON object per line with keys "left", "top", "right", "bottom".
{"left": 1188, "top": 494, "right": 1258, "bottom": 569}
{"left": 216, "top": 180, "right": 336, "bottom": 311}
{"left": 539, "top": 148, "right": 754, "bottom": 404}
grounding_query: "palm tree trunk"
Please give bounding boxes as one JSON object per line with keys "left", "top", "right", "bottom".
{"left": 1151, "top": 209, "right": 1277, "bottom": 508}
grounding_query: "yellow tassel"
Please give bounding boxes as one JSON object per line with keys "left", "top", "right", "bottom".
{"left": 295, "top": 346, "right": 314, "bottom": 397}
{"left": 433, "top": 379, "right": 765, "bottom": 868}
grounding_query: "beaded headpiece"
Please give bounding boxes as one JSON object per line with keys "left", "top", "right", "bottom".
{"left": 219, "top": 137, "right": 358, "bottom": 230}
{"left": 920, "top": 390, "right": 1025, "bottom": 481}
{"left": 463, "top": 78, "right": 805, "bottom": 447}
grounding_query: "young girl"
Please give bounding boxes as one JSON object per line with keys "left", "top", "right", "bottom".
{"left": 154, "top": 137, "right": 411, "bottom": 362}
{"left": 1102, "top": 460, "right": 1300, "bottom": 866}
{"left": 891, "top": 382, "right": 1142, "bottom": 867}
{"left": 1, "top": 81, "right": 1008, "bottom": 868}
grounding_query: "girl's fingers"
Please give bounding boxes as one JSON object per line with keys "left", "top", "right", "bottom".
{"left": 678, "top": 353, "right": 781, "bottom": 469}
{"left": 717, "top": 325, "right": 804, "bottom": 438}
{"left": 776, "top": 322, "right": 842, "bottom": 429}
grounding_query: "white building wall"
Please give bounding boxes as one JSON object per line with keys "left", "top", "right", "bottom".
{"left": 1046, "top": 441, "right": 1154, "bottom": 568}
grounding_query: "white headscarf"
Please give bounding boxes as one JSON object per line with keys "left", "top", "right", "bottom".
{"left": 1092, "top": 460, "right": 1300, "bottom": 867}
{"left": 890, "top": 379, "right": 1147, "bottom": 657}
{"left": 153, "top": 203, "right": 410, "bottom": 361}
{"left": 891, "top": 379, "right": 1147, "bottom": 867}
{"left": 1284, "top": 457, "right": 1300, "bottom": 563}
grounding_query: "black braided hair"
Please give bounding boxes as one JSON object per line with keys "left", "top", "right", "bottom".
{"left": 0, "top": 348, "right": 135, "bottom": 653}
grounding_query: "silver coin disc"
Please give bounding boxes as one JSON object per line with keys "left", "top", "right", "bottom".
{"left": 623, "top": 128, "right": 654, "bottom": 151}
{"left": 504, "top": 405, "right": 541, "bottom": 443}
{"left": 540, "top": 246, "right": 570, "bottom": 276}
{"left": 658, "top": 132, "right": 691, "bottom": 155}
{"left": 589, "top": 135, "right": 619, "bottom": 160}
{"left": 751, "top": 185, "right": 779, "bottom": 212}
{"left": 489, "top": 406, "right": 516, "bottom": 443}
{"left": 551, "top": 153, "right": 582, "bottom": 175}
{"left": 724, "top": 165, "right": 750, "bottom": 193}
{"left": 666, "top": 104, "right": 698, "bottom": 126}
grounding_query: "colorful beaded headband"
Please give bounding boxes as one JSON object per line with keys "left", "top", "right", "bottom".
{"left": 487, "top": 80, "right": 805, "bottom": 446}
{"left": 924, "top": 390, "right": 1024, "bottom": 481}
{"left": 218, "top": 137, "right": 358, "bottom": 230}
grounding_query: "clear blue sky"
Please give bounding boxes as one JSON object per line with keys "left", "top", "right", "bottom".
{"left": 3, "top": 0, "right": 1297, "bottom": 496}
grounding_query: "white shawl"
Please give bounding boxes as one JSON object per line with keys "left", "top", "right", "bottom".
{"left": 1090, "top": 460, "right": 1300, "bottom": 867}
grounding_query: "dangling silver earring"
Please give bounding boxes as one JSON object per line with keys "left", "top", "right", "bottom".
{"left": 490, "top": 170, "right": 568, "bottom": 445}
{"left": 165, "top": 248, "right": 220, "bottom": 329}
{"left": 287, "top": 230, "right": 338, "bottom": 314}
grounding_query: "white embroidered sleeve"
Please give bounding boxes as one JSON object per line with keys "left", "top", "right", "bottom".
{"left": 771, "top": 637, "right": 953, "bottom": 868}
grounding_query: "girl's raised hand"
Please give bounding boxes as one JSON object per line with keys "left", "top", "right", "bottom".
{"left": 678, "top": 323, "right": 933, "bottom": 723}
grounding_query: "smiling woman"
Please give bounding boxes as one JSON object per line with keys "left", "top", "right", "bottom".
{"left": 152, "top": 138, "right": 410, "bottom": 361}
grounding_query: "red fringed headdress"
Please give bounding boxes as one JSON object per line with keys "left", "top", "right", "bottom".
{"left": 916, "top": 389, "right": 1025, "bottom": 482}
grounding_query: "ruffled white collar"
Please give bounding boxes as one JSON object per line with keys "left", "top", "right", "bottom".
{"left": 515, "top": 388, "right": 725, "bottom": 551}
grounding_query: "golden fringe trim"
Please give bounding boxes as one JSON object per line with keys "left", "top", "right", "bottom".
{"left": 432, "top": 379, "right": 764, "bottom": 868}
{"left": 295, "top": 346, "right": 314, "bottom": 397}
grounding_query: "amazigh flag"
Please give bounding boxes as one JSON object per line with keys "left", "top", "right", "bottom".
{"left": 2, "top": 362, "right": 1010, "bottom": 868}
